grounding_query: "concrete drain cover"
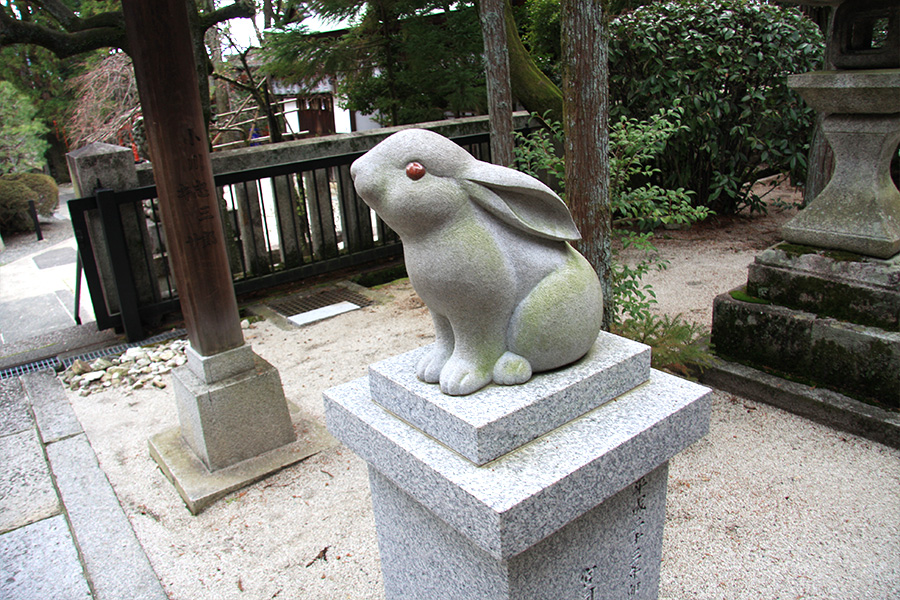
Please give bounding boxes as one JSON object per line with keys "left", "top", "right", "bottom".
{"left": 268, "top": 287, "right": 373, "bottom": 326}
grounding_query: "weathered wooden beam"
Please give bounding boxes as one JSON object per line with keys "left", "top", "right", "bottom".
{"left": 122, "top": 0, "right": 244, "bottom": 356}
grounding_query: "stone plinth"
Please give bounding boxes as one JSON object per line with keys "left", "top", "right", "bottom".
{"left": 747, "top": 244, "right": 900, "bottom": 331}
{"left": 711, "top": 243, "right": 900, "bottom": 409}
{"left": 783, "top": 71, "right": 900, "bottom": 259}
{"left": 324, "top": 337, "right": 711, "bottom": 599}
{"left": 150, "top": 344, "right": 334, "bottom": 514}
{"left": 368, "top": 332, "right": 650, "bottom": 465}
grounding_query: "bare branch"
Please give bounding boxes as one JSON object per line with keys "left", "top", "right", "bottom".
{"left": 212, "top": 71, "right": 265, "bottom": 94}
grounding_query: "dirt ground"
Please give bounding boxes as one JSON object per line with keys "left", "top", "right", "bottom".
{"left": 617, "top": 174, "right": 801, "bottom": 327}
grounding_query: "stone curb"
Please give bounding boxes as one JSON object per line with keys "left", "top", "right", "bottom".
{"left": 1, "top": 371, "right": 167, "bottom": 600}
{"left": 46, "top": 433, "right": 167, "bottom": 600}
{"left": 699, "top": 358, "right": 900, "bottom": 449}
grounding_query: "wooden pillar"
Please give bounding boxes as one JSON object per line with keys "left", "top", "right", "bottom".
{"left": 479, "top": 0, "right": 515, "bottom": 167}
{"left": 563, "top": 0, "right": 612, "bottom": 330}
{"left": 122, "top": 0, "right": 244, "bottom": 356}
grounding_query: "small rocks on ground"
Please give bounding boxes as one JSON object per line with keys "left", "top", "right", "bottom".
{"left": 61, "top": 338, "right": 189, "bottom": 396}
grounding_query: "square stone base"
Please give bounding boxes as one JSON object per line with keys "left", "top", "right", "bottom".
{"left": 173, "top": 353, "right": 296, "bottom": 471}
{"left": 149, "top": 411, "right": 334, "bottom": 515}
{"left": 713, "top": 243, "right": 900, "bottom": 408}
{"left": 324, "top": 351, "right": 711, "bottom": 600}
{"left": 369, "top": 464, "right": 668, "bottom": 600}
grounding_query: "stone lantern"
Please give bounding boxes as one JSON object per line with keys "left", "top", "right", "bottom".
{"left": 708, "top": 0, "right": 900, "bottom": 438}
{"left": 781, "top": 0, "right": 900, "bottom": 258}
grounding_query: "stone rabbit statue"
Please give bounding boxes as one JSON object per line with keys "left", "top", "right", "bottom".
{"left": 351, "top": 128, "right": 603, "bottom": 395}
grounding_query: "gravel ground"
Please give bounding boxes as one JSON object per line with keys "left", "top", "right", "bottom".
{"left": 61, "top": 180, "right": 900, "bottom": 599}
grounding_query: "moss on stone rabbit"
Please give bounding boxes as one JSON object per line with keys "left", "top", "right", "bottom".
{"left": 351, "top": 128, "right": 603, "bottom": 395}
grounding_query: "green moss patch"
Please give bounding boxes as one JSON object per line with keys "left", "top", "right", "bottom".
{"left": 729, "top": 288, "right": 771, "bottom": 304}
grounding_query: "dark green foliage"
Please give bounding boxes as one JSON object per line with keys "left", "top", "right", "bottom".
{"left": 608, "top": 0, "right": 824, "bottom": 214}
{"left": 0, "top": 81, "right": 49, "bottom": 175}
{"left": 262, "top": 4, "right": 486, "bottom": 126}
{"left": 515, "top": 111, "right": 712, "bottom": 372}
{"left": 613, "top": 313, "right": 711, "bottom": 374}
{"left": 521, "top": 0, "right": 563, "bottom": 85}
{"left": 1, "top": 172, "right": 59, "bottom": 216}
{"left": 0, "top": 179, "right": 38, "bottom": 233}
{"left": 0, "top": 1, "right": 120, "bottom": 177}
{"left": 519, "top": 0, "right": 659, "bottom": 85}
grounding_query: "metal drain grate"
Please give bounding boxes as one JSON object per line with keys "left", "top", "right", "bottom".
{"left": 0, "top": 358, "right": 63, "bottom": 380}
{"left": 268, "top": 287, "right": 373, "bottom": 318}
{"left": 0, "top": 328, "right": 187, "bottom": 381}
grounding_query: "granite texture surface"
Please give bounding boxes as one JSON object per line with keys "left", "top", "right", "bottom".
{"left": 368, "top": 332, "right": 651, "bottom": 464}
{"left": 0, "top": 515, "right": 92, "bottom": 600}
{"left": 369, "top": 463, "right": 668, "bottom": 600}
{"left": 350, "top": 128, "right": 603, "bottom": 395}
{"left": 324, "top": 368, "right": 710, "bottom": 559}
{"left": 185, "top": 343, "right": 256, "bottom": 384}
{"left": 173, "top": 353, "right": 295, "bottom": 471}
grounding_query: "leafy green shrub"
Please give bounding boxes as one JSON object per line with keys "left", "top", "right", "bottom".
{"left": 0, "top": 81, "right": 48, "bottom": 176}
{"left": 613, "top": 313, "right": 712, "bottom": 375}
{"left": 609, "top": 0, "right": 824, "bottom": 214}
{"left": 1, "top": 173, "right": 58, "bottom": 216}
{"left": 0, "top": 179, "right": 38, "bottom": 233}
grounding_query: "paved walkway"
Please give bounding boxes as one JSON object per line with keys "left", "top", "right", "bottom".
{"left": 0, "top": 188, "right": 165, "bottom": 598}
{"left": 0, "top": 371, "right": 166, "bottom": 600}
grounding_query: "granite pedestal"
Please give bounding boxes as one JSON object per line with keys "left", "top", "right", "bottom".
{"left": 324, "top": 332, "right": 711, "bottom": 599}
{"left": 150, "top": 344, "right": 334, "bottom": 514}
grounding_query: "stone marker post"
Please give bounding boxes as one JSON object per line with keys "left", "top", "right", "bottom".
{"left": 122, "top": 0, "right": 331, "bottom": 514}
{"left": 324, "top": 333, "right": 711, "bottom": 599}
{"left": 66, "top": 142, "right": 159, "bottom": 317}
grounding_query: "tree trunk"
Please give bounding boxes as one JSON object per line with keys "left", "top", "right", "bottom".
{"left": 504, "top": 0, "right": 563, "bottom": 124}
{"left": 563, "top": 0, "right": 612, "bottom": 331}
{"left": 479, "top": 0, "right": 514, "bottom": 166}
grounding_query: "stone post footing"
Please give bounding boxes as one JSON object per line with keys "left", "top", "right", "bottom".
{"left": 150, "top": 344, "right": 334, "bottom": 514}
{"left": 324, "top": 332, "right": 711, "bottom": 600}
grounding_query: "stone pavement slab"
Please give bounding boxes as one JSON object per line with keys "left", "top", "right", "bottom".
{"left": 0, "top": 428, "right": 60, "bottom": 534}
{"left": 0, "top": 377, "right": 31, "bottom": 436}
{"left": 0, "top": 515, "right": 92, "bottom": 600}
{"left": 22, "top": 369, "right": 83, "bottom": 443}
{"left": 0, "top": 295, "right": 76, "bottom": 345}
{"left": 32, "top": 246, "right": 77, "bottom": 270}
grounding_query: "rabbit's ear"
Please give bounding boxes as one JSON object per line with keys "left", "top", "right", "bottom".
{"left": 460, "top": 163, "right": 581, "bottom": 241}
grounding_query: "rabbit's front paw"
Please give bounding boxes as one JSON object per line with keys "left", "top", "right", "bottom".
{"left": 492, "top": 352, "right": 532, "bottom": 385}
{"left": 439, "top": 358, "right": 492, "bottom": 396}
{"left": 417, "top": 346, "right": 452, "bottom": 383}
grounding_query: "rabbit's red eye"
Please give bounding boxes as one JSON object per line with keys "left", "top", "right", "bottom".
{"left": 406, "top": 162, "right": 426, "bottom": 180}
